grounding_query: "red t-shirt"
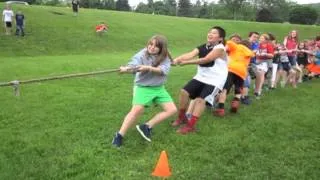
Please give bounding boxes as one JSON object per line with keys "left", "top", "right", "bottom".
{"left": 256, "top": 42, "right": 274, "bottom": 61}
{"left": 285, "top": 37, "right": 297, "bottom": 56}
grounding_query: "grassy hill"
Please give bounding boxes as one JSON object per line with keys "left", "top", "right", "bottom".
{"left": 0, "top": 3, "right": 320, "bottom": 180}
{"left": 0, "top": 3, "right": 320, "bottom": 57}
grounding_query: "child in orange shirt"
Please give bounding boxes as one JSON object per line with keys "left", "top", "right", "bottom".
{"left": 214, "top": 38, "right": 254, "bottom": 116}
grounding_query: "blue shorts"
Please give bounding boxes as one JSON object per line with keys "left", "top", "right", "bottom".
{"left": 288, "top": 56, "right": 297, "bottom": 66}
{"left": 244, "top": 74, "right": 251, "bottom": 88}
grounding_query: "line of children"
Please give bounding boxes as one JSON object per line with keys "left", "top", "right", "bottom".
{"left": 111, "top": 31, "right": 319, "bottom": 147}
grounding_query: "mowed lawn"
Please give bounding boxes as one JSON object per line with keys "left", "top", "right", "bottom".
{"left": 1, "top": 3, "right": 320, "bottom": 180}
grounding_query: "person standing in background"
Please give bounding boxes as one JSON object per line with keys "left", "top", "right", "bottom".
{"left": 2, "top": 4, "right": 14, "bottom": 35}
{"left": 15, "top": 10, "right": 25, "bottom": 36}
{"left": 71, "top": 0, "right": 80, "bottom": 16}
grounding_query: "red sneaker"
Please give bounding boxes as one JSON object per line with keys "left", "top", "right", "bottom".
{"left": 177, "top": 125, "right": 196, "bottom": 134}
{"left": 230, "top": 100, "right": 240, "bottom": 113}
{"left": 171, "top": 118, "right": 188, "bottom": 127}
{"left": 214, "top": 108, "right": 225, "bottom": 117}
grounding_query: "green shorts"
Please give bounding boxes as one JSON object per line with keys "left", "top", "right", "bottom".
{"left": 132, "top": 85, "right": 173, "bottom": 107}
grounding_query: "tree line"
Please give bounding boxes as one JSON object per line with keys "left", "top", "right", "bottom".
{"left": 2, "top": 0, "right": 318, "bottom": 25}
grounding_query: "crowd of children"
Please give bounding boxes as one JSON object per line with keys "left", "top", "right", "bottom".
{"left": 112, "top": 28, "right": 320, "bottom": 148}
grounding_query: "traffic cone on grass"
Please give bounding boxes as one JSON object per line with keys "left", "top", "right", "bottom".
{"left": 152, "top": 150, "right": 171, "bottom": 178}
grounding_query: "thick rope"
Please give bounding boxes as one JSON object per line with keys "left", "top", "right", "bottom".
{"left": 0, "top": 68, "right": 120, "bottom": 96}
{"left": 0, "top": 68, "right": 120, "bottom": 87}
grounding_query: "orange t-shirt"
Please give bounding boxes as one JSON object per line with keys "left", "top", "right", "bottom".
{"left": 227, "top": 40, "right": 254, "bottom": 80}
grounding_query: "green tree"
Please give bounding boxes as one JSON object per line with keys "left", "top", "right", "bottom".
{"left": 103, "top": 0, "right": 116, "bottom": 10}
{"left": 178, "top": 0, "right": 192, "bottom": 17}
{"left": 154, "top": 1, "right": 168, "bottom": 15}
{"left": 289, "top": 6, "right": 318, "bottom": 25}
{"left": 256, "top": 8, "right": 273, "bottom": 22}
{"left": 192, "top": 0, "right": 202, "bottom": 18}
{"left": 219, "top": 0, "right": 246, "bottom": 20}
{"left": 116, "top": 0, "right": 130, "bottom": 11}
{"left": 199, "top": 1, "right": 209, "bottom": 18}
{"left": 135, "top": 2, "right": 152, "bottom": 14}
{"left": 164, "top": 0, "right": 177, "bottom": 16}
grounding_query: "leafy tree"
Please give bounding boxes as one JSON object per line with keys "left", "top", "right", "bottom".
{"left": 135, "top": 2, "right": 152, "bottom": 14}
{"left": 164, "top": 0, "right": 177, "bottom": 16}
{"left": 154, "top": 1, "right": 168, "bottom": 15}
{"left": 103, "top": 0, "right": 116, "bottom": 10}
{"left": 256, "top": 8, "right": 273, "bottom": 22}
{"left": 178, "top": 0, "right": 192, "bottom": 17}
{"left": 289, "top": 6, "right": 318, "bottom": 25}
{"left": 192, "top": 0, "right": 202, "bottom": 18}
{"left": 219, "top": 0, "right": 246, "bottom": 20}
{"left": 116, "top": 0, "right": 130, "bottom": 11}
{"left": 199, "top": 1, "right": 209, "bottom": 18}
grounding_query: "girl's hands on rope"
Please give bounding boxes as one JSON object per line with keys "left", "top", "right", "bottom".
{"left": 119, "top": 65, "right": 152, "bottom": 73}
{"left": 137, "top": 65, "right": 151, "bottom": 72}
{"left": 173, "top": 58, "right": 191, "bottom": 66}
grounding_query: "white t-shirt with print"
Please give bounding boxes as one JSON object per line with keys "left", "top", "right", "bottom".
{"left": 2, "top": 10, "right": 14, "bottom": 22}
{"left": 193, "top": 43, "right": 228, "bottom": 90}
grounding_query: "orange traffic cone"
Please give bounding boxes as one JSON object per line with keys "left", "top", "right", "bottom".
{"left": 152, "top": 150, "right": 171, "bottom": 178}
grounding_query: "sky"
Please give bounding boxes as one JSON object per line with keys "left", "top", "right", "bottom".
{"left": 128, "top": 0, "right": 320, "bottom": 7}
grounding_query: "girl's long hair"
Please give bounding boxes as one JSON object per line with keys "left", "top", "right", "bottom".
{"left": 287, "top": 30, "right": 299, "bottom": 42}
{"left": 145, "top": 35, "right": 173, "bottom": 67}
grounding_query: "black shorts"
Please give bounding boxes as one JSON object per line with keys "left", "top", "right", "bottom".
{"left": 280, "top": 62, "right": 291, "bottom": 72}
{"left": 72, "top": 6, "right": 78, "bottom": 12}
{"left": 5, "top": 22, "right": 12, "bottom": 28}
{"left": 297, "top": 58, "right": 308, "bottom": 66}
{"left": 183, "top": 79, "right": 218, "bottom": 100}
{"left": 223, "top": 72, "right": 244, "bottom": 94}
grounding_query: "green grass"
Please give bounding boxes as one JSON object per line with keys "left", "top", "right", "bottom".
{"left": 0, "top": 3, "right": 320, "bottom": 180}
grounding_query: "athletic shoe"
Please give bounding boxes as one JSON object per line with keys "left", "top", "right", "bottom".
{"left": 214, "top": 108, "right": 225, "bottom": 117}
{"left": 177, "top": 125, "right": 196, "bottom": 134}
{"left": 136, "top": 124, "right": 152, "bottom": 142}
{"left": 230, "top": 100, "right": 240, "bottom": 113}
{"left": 254, "top": 92, "right": 261, "bottom": 100}
{"left": 241, "top": 96, "right": 251, "bottom": 105}
{"left": 171, "top": 117, "right": 188, "bottom": 127}
{"left": 112, "top": 132, "right": 123, "bottom": 148}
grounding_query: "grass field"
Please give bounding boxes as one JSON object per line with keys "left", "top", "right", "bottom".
{"left": 0, "top": 3, "right": 320, "bottom": 180}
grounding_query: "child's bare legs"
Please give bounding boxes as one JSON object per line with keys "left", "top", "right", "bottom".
{"left": 275, "top": 69, "right": 282, "bottom": 88}
{"left": 298, "top": 65, "right": 304, "bottom": 82}
{"left": 112, "top": 105, "right": 144, "bottom": 147}
{"left": 271, "top": 63, "right": 278, "bottom": 88}
{"left": 146, "top": 102, "right": 177, "bottom": 128}
{"left": 172, "top": 89, "right": 190, "bottom": 126}
{"left": 118, "top": 105, "right": 145, "bottom": 136}
{"left": 185, "top": 100, "right": 196, "bottom": 119}
{"left": 280, "top": 70, "right": 288, "bottom": 87}
{"left": 288, "top": 70, "right": 297, "bottom": 88}
{"left": 255, "top": 70, "right": 265, "bottom": 97}
{"left": 190, "top": 98, "right": 206, "bottom": 117}
{"left": 177, "top": 97, "right": 206, "bottom": 134}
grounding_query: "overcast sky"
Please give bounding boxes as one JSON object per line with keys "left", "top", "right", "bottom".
{"left": 128, "top": 0, "right": 320, "bottom": 7}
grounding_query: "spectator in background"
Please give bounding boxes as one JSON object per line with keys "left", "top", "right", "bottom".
{"left": 71, "top": 0, "right": 80, "bottom": 16}
{"left": 15, "top": 10, "right": 25, "bottom": 36}
{"left": 2, "top": 4, "right": 14, "bottom": 35}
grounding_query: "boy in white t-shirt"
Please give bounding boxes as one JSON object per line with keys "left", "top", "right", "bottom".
{"left": 2, "top": 5, "right": 14, "bottom": 35}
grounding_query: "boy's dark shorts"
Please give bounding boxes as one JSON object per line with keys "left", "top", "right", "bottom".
{"left": 5, "top": 22, "right": 12, "bottom": 28}
{"left": 183, "top": 79, "right": 216, "bottom": 100}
